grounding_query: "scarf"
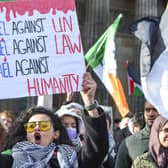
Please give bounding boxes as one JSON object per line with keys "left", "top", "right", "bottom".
{"left": 12, "top": 141, "right": 78, "bottom": 168}
{"left": 149, "top": 116, "right": 168, "bottom": 168}
{"left": 71, "top": 136, "right": 82, "bottom": 152}
{"left": 108, "top": 131, "right": 116, "bottom": 159}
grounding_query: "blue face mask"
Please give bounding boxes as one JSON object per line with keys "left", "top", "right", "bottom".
{"left": 66, "top": 127, "right": 77, "bottom": 140}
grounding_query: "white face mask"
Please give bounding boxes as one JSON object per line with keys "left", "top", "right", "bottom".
{"left": 66, "top": 127, "right": 77, "bottom": 140}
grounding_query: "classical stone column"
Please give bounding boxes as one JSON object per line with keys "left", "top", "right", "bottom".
{"left": 26, "top": 97, "right": 37, "bottom": 109}
{"left": 82, "top": 0, "right": 111, "bottom": 105}
{"left": 135, "top": 0, "right": 157, "bottom": 19}
{"left": 37, "top": 95, "right": 53, "bottom": 110}
{"left": 82, "top": 0, "right": 110, "bottom": 50}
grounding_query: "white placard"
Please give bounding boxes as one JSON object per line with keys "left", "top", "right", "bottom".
{"left": 0, "top": 0, "right": 86, "bottom": 99}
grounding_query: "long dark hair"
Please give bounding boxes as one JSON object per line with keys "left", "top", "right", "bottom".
{"left": 3, "top": 106, "right": 72, "bottom": 150}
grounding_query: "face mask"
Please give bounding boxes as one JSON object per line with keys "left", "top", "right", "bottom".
{"left": 66, "top": 127, "right": 77, "bottom": 140}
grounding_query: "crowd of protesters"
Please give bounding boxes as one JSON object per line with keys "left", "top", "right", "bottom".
{"left": 0, "top": 72, "right": 168, "bottom": 168}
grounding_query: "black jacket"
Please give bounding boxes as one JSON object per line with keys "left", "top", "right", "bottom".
{"left": 0, "top": 154, "right": 13, "bottom": 168}
{"left": 78, "top": 107, "right": 109, "bottom": 167}
{"left": 113, "top": 126, "right": 131, "bottom": 153}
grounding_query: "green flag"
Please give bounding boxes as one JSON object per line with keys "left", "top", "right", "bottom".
{"left": 85, "top": 14, "right": 130, "bottom": 117}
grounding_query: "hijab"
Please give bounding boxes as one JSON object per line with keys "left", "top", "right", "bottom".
{"left": 149, "top": 115, "right": 168, "bottom": 168}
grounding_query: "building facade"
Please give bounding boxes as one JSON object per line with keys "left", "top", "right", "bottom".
{"left": 0, "top": 0, "right": 167, "bottom": 118}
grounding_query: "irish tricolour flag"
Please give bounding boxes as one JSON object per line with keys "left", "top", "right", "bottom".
{"left": 85, "top": 14, "right": 129, "bottom": 117}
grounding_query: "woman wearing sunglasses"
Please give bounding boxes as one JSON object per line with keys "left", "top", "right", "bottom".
{"left": 132, "top": 115, "right": 168, "bottom": 168}
{"left": 1, "top": 72, "right": 108, "bottom": 168}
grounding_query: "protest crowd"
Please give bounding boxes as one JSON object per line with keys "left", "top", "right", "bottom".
{"left": 1, "top": 73, "right": 168, "bottom": 168}
{"left": 0, "top": 0, "right": 168, "bottom": 168}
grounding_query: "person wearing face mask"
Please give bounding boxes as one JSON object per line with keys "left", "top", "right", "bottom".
{"left": 56, "top": 102, "right": 84, "bottom": 152}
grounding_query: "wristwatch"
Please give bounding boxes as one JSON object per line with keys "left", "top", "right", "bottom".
{"left": 84, "top": 100, "right": 98, "bottom": 111}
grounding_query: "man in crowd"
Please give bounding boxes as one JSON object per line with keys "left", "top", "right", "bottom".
{"left": 114, "top": 100, "right": 159, "bottom": 168}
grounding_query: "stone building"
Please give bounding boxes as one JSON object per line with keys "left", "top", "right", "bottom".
{"left": 0, "top": 0, "right": 167, "bottom": 118}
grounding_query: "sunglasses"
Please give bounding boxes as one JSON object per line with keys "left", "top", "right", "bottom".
{"left": 24, "top": 121, "right": 51, "bottom": 133}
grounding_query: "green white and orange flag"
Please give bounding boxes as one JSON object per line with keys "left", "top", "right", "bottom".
{"left": 85, "top": 14, "right": 129, "bottom": 117}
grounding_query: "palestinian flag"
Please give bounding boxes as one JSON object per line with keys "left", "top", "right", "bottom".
{"left": 126, "top": 61, "right": 143, "bottom": 96}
